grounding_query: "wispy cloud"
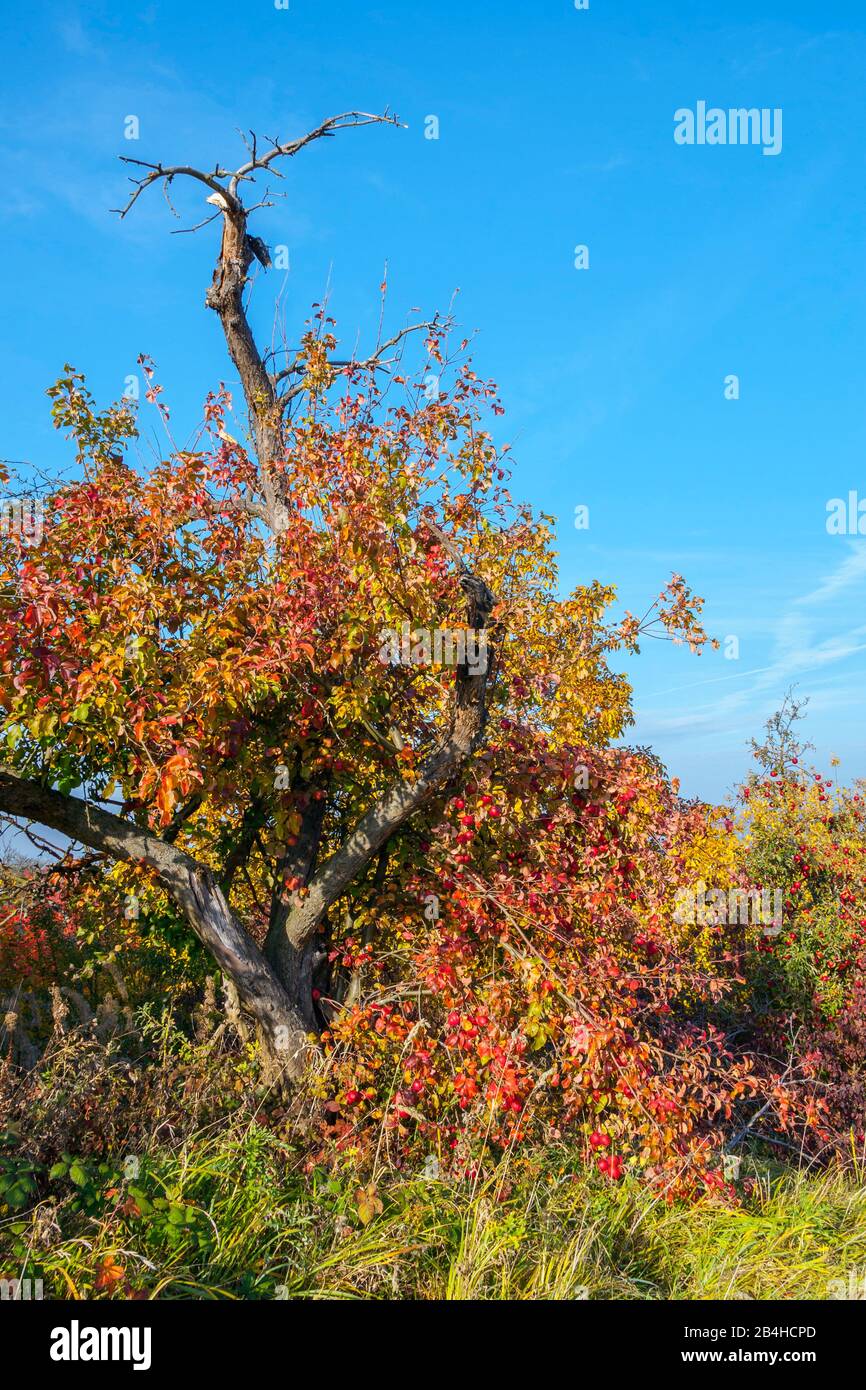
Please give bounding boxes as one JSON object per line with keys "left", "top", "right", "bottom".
{"left": 637, "top": 544, "right": 866, "bottom": 730}
{"left": 793, "top": 542, "right": 866, "bottom": 607}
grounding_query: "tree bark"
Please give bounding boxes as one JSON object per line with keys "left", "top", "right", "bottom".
{"left": 265, "top": 782, "right": 328, "bottom": 1030}
{"left": 204, "top": 206, "right": 289, "bottom": 534}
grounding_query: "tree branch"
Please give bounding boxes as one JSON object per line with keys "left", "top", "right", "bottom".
{"left": 273, "top": 317, "right": 440, "bottom": 409}
{"left": 0, "top": 767, "right": 311, "bottom": 1073}
{"left": 113, "top": 161, "right": 238, "bottom": 220}
{"left": 277, "top": 543, "right": 498, "bottom": 956}
{"left": 227, "top": 111, "right": 403, "bottom": 198}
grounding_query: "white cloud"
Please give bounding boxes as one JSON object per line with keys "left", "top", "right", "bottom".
{"left": 793, "top": 541, "right": 866, "bottom": 607}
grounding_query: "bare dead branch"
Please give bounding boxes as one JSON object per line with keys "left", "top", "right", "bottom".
{"left": 113, "top": 160, "right": 237, "bottom": 219}
{"left": 227, "top": 110, "right": 403, "bottom": 198}
{"left": 170, "top": 211, "right": 222, "bottom": 236}
{"left": 112, "top": 111, "right": 405, "bottom": 541}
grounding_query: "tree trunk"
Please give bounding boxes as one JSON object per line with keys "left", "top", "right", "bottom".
{"left": 0, "top": 768, "right": 312, "bottom": 1079}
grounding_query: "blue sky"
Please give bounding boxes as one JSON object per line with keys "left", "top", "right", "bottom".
{"left": 2, "top": 0, "right": 865, "bottom": 802}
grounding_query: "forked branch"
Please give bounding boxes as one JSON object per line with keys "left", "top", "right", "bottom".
{"left": 114, "top": 111, "right": 404, "bottom": 537}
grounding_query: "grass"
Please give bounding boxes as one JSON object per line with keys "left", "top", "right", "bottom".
{"left": 2, "top": 1019, "right": 864, "bottom": 1301}
{"left": 3, "top": 1118, "right": 866, "bottom": 1300}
